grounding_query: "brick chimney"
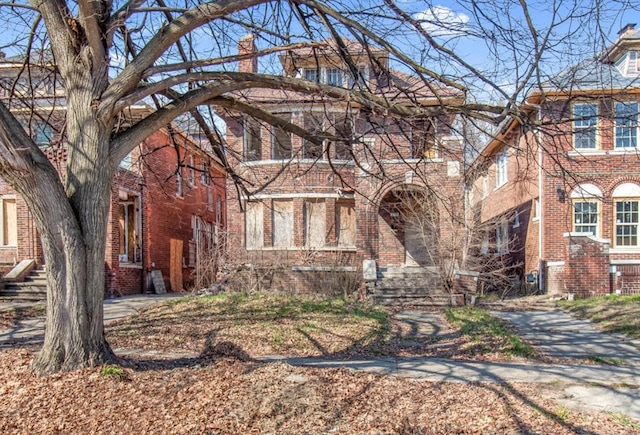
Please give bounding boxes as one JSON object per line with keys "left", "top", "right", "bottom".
{"left": 238, "top": 34, "right": 257, "bottom": 73}
{"left": 618, "top": 23, "right": 637, "bottom": 38}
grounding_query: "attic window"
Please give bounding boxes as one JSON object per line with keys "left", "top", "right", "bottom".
{"left": 614, "top": 51, "right": 639, "bottom": 77}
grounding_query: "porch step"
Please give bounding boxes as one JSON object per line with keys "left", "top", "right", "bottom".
{"left": 373, "top": 267, "right": 447, "bottom": 306}
{"left": 0, "top": 267, "right": 47, "bottom": 301}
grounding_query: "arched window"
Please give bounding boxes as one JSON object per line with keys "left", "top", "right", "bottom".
{"left": 612, "top": 183, "right": 640, "bottom": 247}
{"left": 570, "top": 183, "right": 602, "bottom": 237}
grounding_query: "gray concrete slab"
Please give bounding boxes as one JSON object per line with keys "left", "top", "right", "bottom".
{"left": 0, "top": 293, "right": 183, "bottom": 346}
{"left": 492, "top": 310, "right": 640, "bottom": 366}
{"left": 394, "top": 311, "right": 451, "bottom": 339}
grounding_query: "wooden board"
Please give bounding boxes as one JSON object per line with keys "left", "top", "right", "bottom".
{"left": 150, "top": 270, "right": 166, "bottom": 294}
{"left": 170, "top": 239, "right": 183, "bottom": 291}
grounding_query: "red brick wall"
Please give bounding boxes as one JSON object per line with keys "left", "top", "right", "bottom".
{"left": 563, "top": 235, "right": 610, "bottom": 297}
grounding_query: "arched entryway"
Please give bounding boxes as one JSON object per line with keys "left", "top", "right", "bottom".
{"left": 378, "top": 186, "right": 440, "bottom": 267}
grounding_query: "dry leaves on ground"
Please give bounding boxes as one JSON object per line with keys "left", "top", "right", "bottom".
{"left": 0, "top": 348, "right": 634, "bottom": 435}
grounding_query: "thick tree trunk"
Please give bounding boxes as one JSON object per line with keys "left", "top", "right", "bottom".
{"left": 27, "top": 49, "right": 117, "bottom": 375}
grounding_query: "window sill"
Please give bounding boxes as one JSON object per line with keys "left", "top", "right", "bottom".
{"left": 0, "top": 245, "right": 17, "bottom": 249}
{"left": 494, "top": 181, "right": 508, "bottom": 191}
{"left": 609, "top": 247, "right": 640, "bottom": 253}
{"left": 532, "top": 217, "right": 540, "bottom": 222}
{"left": 119, "top": 263, "right": 143, "bottom": 269}
{"left": 245, "top": 246, "right": 357, "bottom": 252}
{"left": 567, "top": 150, "right": 607, "bottom": 157}
{"left": 609, "top": 148, "right": 640, "bottom": 155}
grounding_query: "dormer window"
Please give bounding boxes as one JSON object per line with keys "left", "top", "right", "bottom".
{"left": 614, "top": 50, "right": 639, "bottom": 77}
{"left": 304, "top": 68, "right": 319, "bottom": 82}
{"left": 326, "top": 68, "right": 344, "bottom": 86}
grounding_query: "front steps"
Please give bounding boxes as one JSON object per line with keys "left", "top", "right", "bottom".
{"left": 372, "top": 267, "right": 451, "bottom": 306}
{"left": 0, "top": 267, "right": 47, "bottom": 301}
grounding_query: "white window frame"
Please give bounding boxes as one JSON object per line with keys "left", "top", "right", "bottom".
{"left": 0, "top": 195, "right": 17, "bottom": 247}
{"left": 615, "top": 101, "right": 638, "bottom": 149}
{"left": 573, "top": 103, "right": 598, "bottom": 150}
{"left": 188, "top": 154, "right": 196, "bottom": 187}
{"left": 175, "top": 172, "right": 183, "bottom": 198}
{"left": 496, "top": 219, "right": 509, "bottom": 254}
{"left": 495, "top": 150, "right": 508, "bottom": 188}
{"left": 573, "top": 200, "right": 600, "bottom": 237}
{"left": 615, "top": 199, "right": 640, "bottom": 248}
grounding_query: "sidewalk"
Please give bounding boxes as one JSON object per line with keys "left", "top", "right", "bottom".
{"left": 0, "top": 293, "right": 182, "bottom": 346}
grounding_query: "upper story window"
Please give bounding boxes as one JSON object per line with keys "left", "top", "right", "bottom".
{"left": 272, "top": 114, "right": 292, "bottom": 160}
{"left": 243, "top": 118, "right": 261, "bottom": 161}
{"left": 495, "top": 150, "right": 508, "bottom": 188}
{"left": 176, "top": 171, "right": 183, "bottom": 198}
{"left": 326, "top": 68, "right": 344, "bottom": 86}
{"left": 410, "top": 119, "right": 436, "bottom": 159}
{"left": 303, "top": 112, "right": 325, "bottom": 160}
{"left": 573, "top": 103, "right": 598, "bottom": 150}
{"left": 200, "top": 161, "right": 211, "bottom": 185}
{"left": 188, "top": 155, "right": 196, "bottom": 186}
{"left": 304, "top": 68, "right": 319, "bottom": 82}
{"left": 328, "top": 115, "right": 353, "bottom": 160}
{"left": 615, "top": 101, "right": 638, "bottom": 148}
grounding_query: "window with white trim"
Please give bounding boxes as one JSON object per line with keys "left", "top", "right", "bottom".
{"left": 612, "top": 183, "right": 640, "bottom": 248}
{"left": 570, "top": 184, "right": 602, "bottom": 237}
{"left": 615, "top": 101, "right": 638, "bottom": 148}
{"left": 188, "top": 155, "right": 196, "bottom": 186}
{"left": 272, "top": 114, "right": 292, "bottom": 160}
{"left": 573, "top": 103, "right": 598, "bottom": 149}
{"left": 615, "top": 200, "right": 639, "bottom": 247}
{"left": 495, "top": 150, "right": 508, "bottom": 188}
{"left": 496, "top": 219, "right": 509, "bottom": 253}
{"left": 175, "top": 172, "right": 183, "bottom": 198}
{"left": 303, "top": 112, "right": 325, "bottom": 159}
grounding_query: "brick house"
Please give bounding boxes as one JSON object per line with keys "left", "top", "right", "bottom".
{"left": 221, "top": 35, "right": 466, "bottom": 293}
{"left": 0, "top": 54, "right": 226, "bottom": 296}
{"left": 469, "top": 23, "right": 640, "bottom": 297}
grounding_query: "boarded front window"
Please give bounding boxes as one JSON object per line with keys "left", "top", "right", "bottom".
{"left": 273, "top": 199, "right": 294, "bottom": 248}
{"left": 305, "top": 200, "right": 326, "bottom": 248}
{"left": 244, "top": 118, "right": 262, "bottom": 161}
{"left": 245, "top": 201, "right": 264, "bottom": 249}
{"left": 1, "top": 197, "right": 17, "bottom": 246}
{"left": 336, "top": 200, "right": 356, "bottom": 247}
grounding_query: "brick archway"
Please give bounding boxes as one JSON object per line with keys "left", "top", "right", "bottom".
{"left": 377, "top": 186, "right": 440, "bottom": 267}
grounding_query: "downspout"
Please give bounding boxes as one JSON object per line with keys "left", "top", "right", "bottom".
{"left": 536, "top": 105, "right": 544, "bottom": 293}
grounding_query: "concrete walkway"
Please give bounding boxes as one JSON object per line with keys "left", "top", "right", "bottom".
{"left": 0, "top": 293, "right": 182, "bottom": 346}
{"left": 492, "top": 309, "right": 640, "bottom": 366}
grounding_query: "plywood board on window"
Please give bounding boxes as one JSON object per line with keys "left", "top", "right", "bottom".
{"left": 336, "top": 201, "right": 356, "bottom": 247}
{"left": 3, "top": 198, "right": 17, "bottom": 246}
{"left": 273, "top": 199, "right": 294, "bottom": 248}
{"left": 305, "top": 200, "right": 326, "bottom": 248}
{"left": 170, "top": 238, "right": 183, "bottom": 291}
{"left": 245, "top": 201, "right": 264, "bottom": 248}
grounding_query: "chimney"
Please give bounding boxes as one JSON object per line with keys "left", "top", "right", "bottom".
{"left": 238, "top": 34, "right": 257, "bottom": 73}
{"left": 618, "top": 23, "right": 637, "bottom": 37}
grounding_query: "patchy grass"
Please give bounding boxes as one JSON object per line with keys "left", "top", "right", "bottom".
{"left": 585, "top": 355, "right": 626, "bottom": 366}
{"left": 559, "top": 294, "right": 640, "bottom": 340}
{"left": 107, "top": 292, "right": 391, "bottom": 358}
{"left": 0, "top": 305, "right": 45, "bottom": 330}
{"left": 445, "top": 307, "right": 537, "bottom": 359}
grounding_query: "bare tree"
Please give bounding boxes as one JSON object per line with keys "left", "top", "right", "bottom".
{"left": 0, "top": 0, "right": 624, "bottom": 374}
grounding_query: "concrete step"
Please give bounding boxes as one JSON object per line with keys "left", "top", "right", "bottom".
{"left": 373, "top": 293, "right": 452, "bottom": 307}
{"left": 378, "top": 267, "right": 439, "bottom": 279}
{"left": 376, "top": 279, "right": 440, "bottom": 289}
{"left": 0, "top": 286, "right": 47, "bottom": 301}
{"left": 374, "top": 287, "right": 446, "bottom": 297}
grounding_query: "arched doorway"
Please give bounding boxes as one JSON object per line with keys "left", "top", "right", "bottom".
{"left": 378, "top": 186, "right": 440, "bottom": 267}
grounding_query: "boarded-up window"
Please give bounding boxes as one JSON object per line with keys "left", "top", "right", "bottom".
{"left": 273, "top": 199, "right": 294, "bottom": 248}
{"left": 1, "top": 197, "right": 17, "bottom": 246}
{"left": 336, "top": 200, "right": 356, "bottom": 247}
{"left": 245, "top": 201, "right": 264, "bottom": 249}
{"left": 303, "top": 112, "right": 324, "bottom": 159}
{"left": 305, "top": 200, "right": 326, "bottom": 248}
{"left": 244, "top": 118, "right": 262, "bottom": 161}
{"left": 272, "top": 114, "right": 292, "bottom": 159}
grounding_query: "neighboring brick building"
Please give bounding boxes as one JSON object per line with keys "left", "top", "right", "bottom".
{"left": 0, "top": 55, "right": 226, "bottom": 296}
{"left": 221, "top": 35, "right": 466, "bottom": 292}
{"left": 470, "top": 23, "right": 640, "bottom": 297}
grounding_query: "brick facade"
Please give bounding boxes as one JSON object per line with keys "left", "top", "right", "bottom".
{"left": 470, "top": 26, "right": 640, "bottom": 297}
{"left": 0, "top": 127, "right": 226, "bottom": 297}
{"left": 222, "top": 36, "right": 465, "bottom": 289}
